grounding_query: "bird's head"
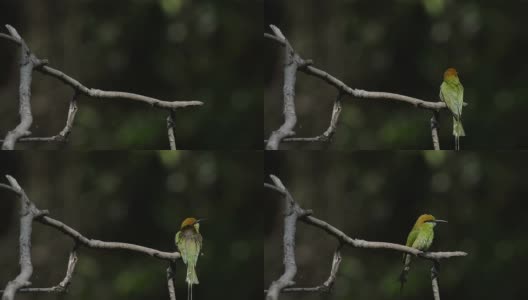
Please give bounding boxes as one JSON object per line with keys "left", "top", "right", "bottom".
{"left": 443, "top": 68, "right": 460, "bottom": 84}
{"left": 414, "top": 214, "right": 448, "bottom": 228}
{"left": 180, "top": 217, "right": 206, "bottom": 232}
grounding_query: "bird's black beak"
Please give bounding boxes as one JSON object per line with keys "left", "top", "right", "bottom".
{"left": 434, "top": 219, "right": 448, "bottom": 223}
{"left": 196, "top": 218, "right": 207, "bottom": 223}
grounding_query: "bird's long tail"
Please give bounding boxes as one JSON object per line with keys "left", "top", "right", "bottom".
{"left": 453, "top": 117, "right": 465, "bottom": 151}
{"left": 399, "top": 254, "right": 412, "bottom": 295}
{"left": 186, "top": 263, "right": 198, "bottom": 300}
{"left": 186, "top": 263, "right": 199, "bottom": 285}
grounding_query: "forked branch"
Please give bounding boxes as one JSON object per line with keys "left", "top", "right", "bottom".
{"left": 1, "top": 25, "right": 203, "bottom": 149}
{"left": 264, "top": 175, "right": 466, "bottom": 299}
{"left": 265, "top": 24, "right": 464, "bottom": 150}
{"left": 0, "top": 175, "right": 180, "bottom": 300}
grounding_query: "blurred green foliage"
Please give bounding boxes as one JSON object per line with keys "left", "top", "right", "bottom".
{"left": 265, "top": 0, "right": 528, "bottom": 149}
{"left": 264, "top": 151, "right": 528, "bottom": 299}
{"left": 0, "top": 151, "right": 262, "bottom": 299}
{"left": 0, "top": 0, "right": 263, "bottom": 149}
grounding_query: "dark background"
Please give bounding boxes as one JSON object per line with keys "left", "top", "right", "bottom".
{"left": 0, "top": 0, "right": 263, "bottom": 149}
{"left": 264, "top": 0, "right": 528, "bottom": 149}
{"left": 0, "top": 151, "right": 262, "bottom": 299}
{"left": 264, "top": 151, "right": 528, "bottom": 299}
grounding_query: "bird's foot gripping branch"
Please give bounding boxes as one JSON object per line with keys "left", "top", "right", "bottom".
{"left": 264, "top": 24, "right": 468, "bottom": 150}
{"left": 264, "top": 175, "right": 467, "bottom": 300}
{"left": 0, "top": 25, "right": 203, "bottom": 150}
{"left": 0, "top": 175, "right": 181, "bottom": 300}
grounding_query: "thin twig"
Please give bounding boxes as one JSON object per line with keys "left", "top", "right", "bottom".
{"left": 167, "top": 262, "right": 177, "bottom": 300}
{"left": 279, "top": 92, "right": 344, "bottom": 143}
{"left": 167, "top": 110, "right": 177, "bottom": 150}
{"left": 0, "top": 91, "right": 80, "bottom": 143}
{"left": 267, "top": 244, "right": 343, "bottom": 293}
{"left": 431, "top": 110, "right": 440, "bottom": 150}
{"left": 2, "top": 246, "right": 79, "bottom": 293}
{"left": 431, "top": 260, "right": 441, "bottom": 300}
{"left": 36, "top": 215, "right": 180, "bottom": 261}
{"left": 39, "top": 64, "right": 203, "bottom": 109}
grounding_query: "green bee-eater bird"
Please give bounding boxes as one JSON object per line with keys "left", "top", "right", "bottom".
{"left": 176, "top": 217, "right": 204, "bottom": 300}
{"left": 399, "top": 214, "right": 447, "bottom": 293}
{"left": 440, "top": 67, "right": 465, "bottom": 151}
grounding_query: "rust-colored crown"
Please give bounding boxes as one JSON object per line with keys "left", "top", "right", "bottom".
{"left": 180, "top": 217, "right": 198, "bottom": 229}
{"left": 443, "top": 68, "right": 458, "bottom": 80}
{"left": 414, "top": 214, "right": 436, "bottom": 227}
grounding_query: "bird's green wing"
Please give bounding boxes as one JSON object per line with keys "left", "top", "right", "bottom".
{"left": 175, "top": 231, "right": 181, "bottom": 244}
{"left": 175, "top": 231, "right": 188, "bottom": 264}
{"left": 403, "top": 228, "right": 419, "bottom": 262}
{"left": 440, "top": 81, "right": 464, "bottom": 118}
{"left": 406, "top": 228, "right": 419, "bottom": 247}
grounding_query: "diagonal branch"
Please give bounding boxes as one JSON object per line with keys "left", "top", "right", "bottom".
{"left": 301, "top": 215, "right": 465, "bottom": 260}
{"left": 36, "top": 215, "right": 180, "bottom": 260}
{"left": 0, "top": 26, "right": 203, "bottom": 110}
{"left": 265, "top": 25, "right": 448, "bottom": 110}
{"left": 0, "top": 175, "right": 181, "bottom": 300}
{"left": 1, "top": 25, "right": 203, "bottom": 149}
{"left": 264, "top": 175, "right": 467, "bottom": 298}
{"left": 265, "top": 24, "right": 466, "bottom": 149}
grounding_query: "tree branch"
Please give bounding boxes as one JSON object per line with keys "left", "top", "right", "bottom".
{"left": 431, "top": 260, "right": 441, "bottom": 300}
{"left": 1, "top": 25, "right": 202, "bottom": 149}
{"left": 265, "top": 24, "right": 465, "bottom": 149}
{"left": 264, "top": 175, "right": 467, "bottom": 298}
{"left": 1, "top": 26, "right": 43, "bottom": 150}
{"left": 35, "top": 215, "right": 180, "bottom": 261}
{"left": 0, "top": 91, "right": 80, "bottom": 143}
{"left": 1, "top": 175, "right": 46, "bottom": 300}
{"left": 1, "top": 175, "right": 181, "bottom": 300}
{"left": 301, "top": 215, "right": 465, "bottom": 260}
{"left": 38, "top": 64, "right": 203, "bottom": 109}
{"left": 1, "top": 246, "right": 79, "bottom": 293}
{"left": 278, "top": 92, "right": 344, "bottom": 143}
{"left": 265, "top": 244, "right": 343, "bottom": 293}
{"left": 431, "top": 111, "right": 441, "bottom": 150}
{"left": 265, "top": 175, "right": 308, "bottom": 300}
{"left": 265, "top": 25, "right": 305, "bottom": 150}
{"left": 167, "top": 110, "right": 177, "bottom": 150}
{"left": 167, "top": 262, "right": 177, "bottom": 300}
